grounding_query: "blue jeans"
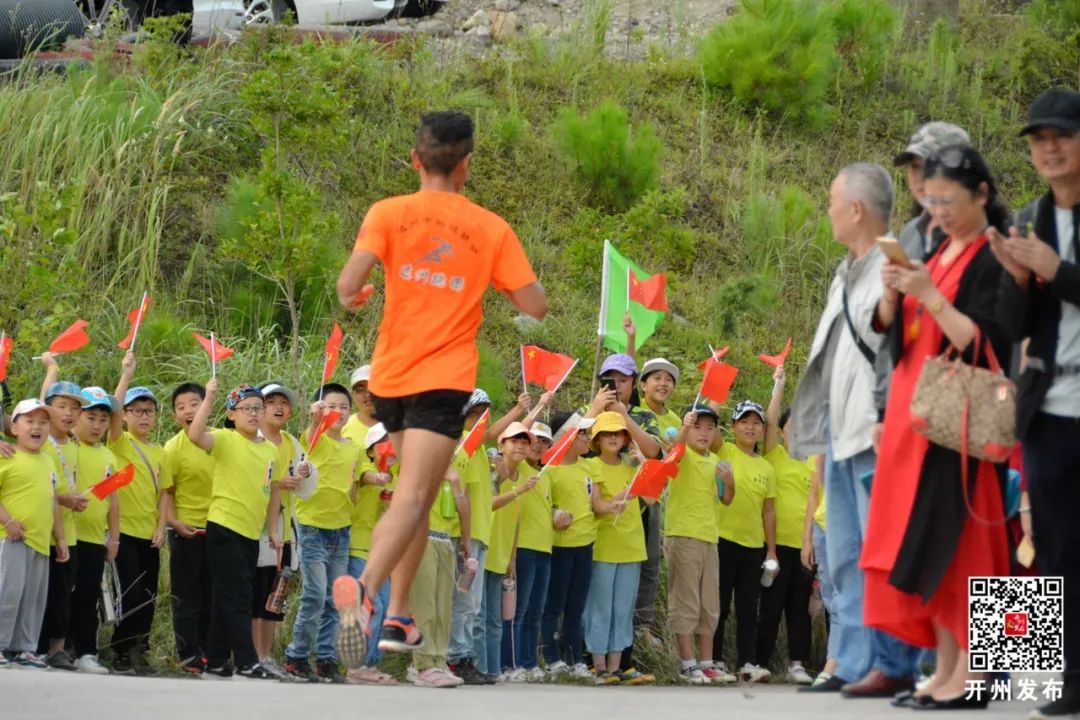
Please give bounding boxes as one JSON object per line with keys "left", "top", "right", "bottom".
{"left": 812, "top": 523, "right": 841, "bottom": 662}
{"left": 825, "top": 440, "right": 921, "bottom": 681}
{"left": 512, "top": 549, "right": 551, "bottom": 669}
{"left": 541, "top": 544, "right": 593, "bottom": 665}
{"left": 583, "top": 561, "right": 640, "bottom": 655}
{"left": 286, "top": 524, "right": 349, "bottom": 662}
{"left": 449, "top": 539, "right": 486, "bottom": 664}
{"left": 480, "top": 570, "right": 503, "bottom": 675}
{"left": 346, "top": 555, "right": 388, "bottom": 667}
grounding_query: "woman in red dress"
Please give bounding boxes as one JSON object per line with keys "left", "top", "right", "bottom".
{"left": 861, "top": 146, "right": 1012, "bottom": 710}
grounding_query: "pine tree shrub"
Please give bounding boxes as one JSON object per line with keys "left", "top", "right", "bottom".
{"left": 826, "top": 0, "right": 898, "bottom": 88}
{"left": 698, "top": 0, "right": 837, "bottom": 130}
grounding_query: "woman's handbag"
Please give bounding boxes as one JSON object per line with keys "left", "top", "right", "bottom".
{"left": 909, "top": 331, "right": 1016, "bottom": 463}
{"left": 909, "top": 330, "right": 1016, "bottom": 524}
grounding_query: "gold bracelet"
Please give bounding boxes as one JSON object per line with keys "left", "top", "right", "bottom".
{"left": 928, "top": 298, "right": 945, "bottom": 314}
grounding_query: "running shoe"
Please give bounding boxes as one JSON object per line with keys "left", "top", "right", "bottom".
{"left": 702, "top": 663, "right": 737, "bottom": 684}
{"left": 681, "top": 666, "right": 706, "bottom": 685}
{"left": 332, "top": 576, "right": 375, "bottom": 669}
{"left": 257, "top": 657, "right": 286, "bottom": 680}
{"left": 12, "top": 652, "right": 47, "bottom": 669}
{"left": 316, "top": 659, "right": 345, "bottom": 684}
{"left": 377, "top": 615, "right": 425, "bottom": 653}
{"left": 282, "top": 657, "right": 317, "bottom": 683}
{"left": 740, "top": 662, "right": 772, "bottom": 683}
{"left": 618, "top": 667, "right": 655, "bottom": 685}
{"left": 45, "top": 651, "right": 76, "bottom": 671}
{"left": 787, "top": 664, "right": 813, "bottom": 685}
{"left": 74, "top": 654, "right": 110, "bottom": 675}
{"left": 414, "top": 667, "right": 463, "bottom": 688}
{"left": 235, "top": 663, "right": 277, "bottom": 680}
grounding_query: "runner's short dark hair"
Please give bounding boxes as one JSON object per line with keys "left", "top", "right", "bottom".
{"left": 415, "top": 111, "right": 475, "bottom": 176}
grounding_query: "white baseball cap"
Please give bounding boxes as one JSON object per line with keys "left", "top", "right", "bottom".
{"left": 12, "top": 399, "right": 58, "bottom": 423}
{"left": 259, "top": 383, "right": 297, "bottom": 408}
{"left": 365, "top": 422, "right": 388, "bottom": 451}
{"left": 350, "top": 366, "right": 372, "bottom": 388}
{"left": 532, "top": 422, "right": 554, "bottom": 442}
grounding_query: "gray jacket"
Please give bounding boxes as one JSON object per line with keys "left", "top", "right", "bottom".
{"left": 789, "top": 245, "right": 886, "bottom": 461}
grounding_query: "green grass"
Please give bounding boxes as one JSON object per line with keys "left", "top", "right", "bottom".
{"left": 8, "top": 0, "right": 1077, "bottom": 681}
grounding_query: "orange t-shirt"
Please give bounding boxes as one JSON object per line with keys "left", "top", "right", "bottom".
{"left": 354, "top": 190, "right": 537, "bottom": 397}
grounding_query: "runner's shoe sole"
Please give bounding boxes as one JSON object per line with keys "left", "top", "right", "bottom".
{"left": 333, "top": 576, "right": 371, "bottom": 669}
{"left": 377, "top": 619, "right": 425, "bottom": 653}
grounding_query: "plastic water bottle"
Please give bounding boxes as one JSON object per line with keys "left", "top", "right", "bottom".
{"left": 438, "top": 480, "right": 456, "bottom": 519}
{"left": 265, "top": 566, "right": 294, "bottom": 614}
{"left": 760, "top": 557, "right": 780, "bottom": 587}
{"left": 501, "top": 577, "right": 517, "bottom": 621}
{"left": 456, "top": 558, "right": 479, "bottom": 593}
{"left": 715, "top": 460, "right": 732, "bottom": 499}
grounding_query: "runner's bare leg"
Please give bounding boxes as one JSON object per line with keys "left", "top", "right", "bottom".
{"left": 360, "top": 428, "right": 457, "bottom": 617}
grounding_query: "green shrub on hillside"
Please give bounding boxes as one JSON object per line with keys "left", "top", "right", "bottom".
{"left": 550, "top": 101, "right": 663, "bottom": 211}
{"left": 698, "top": 0, "right": 837, "bottom": 130}
{"left": 826, "top": 0, "right": 898, "bottom": 87}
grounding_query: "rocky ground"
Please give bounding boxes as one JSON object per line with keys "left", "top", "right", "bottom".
{"left": 368, "top": 0, "right": 737, "bottom": 56}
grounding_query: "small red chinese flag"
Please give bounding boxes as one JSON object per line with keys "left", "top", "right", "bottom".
{"left": 322, "top": 322, "right": 343, "bottom": 384}
{"left": 758, "top": 337, "right": 793, "bottom": 368}
{"left": 629, "top": 270, "right": 669, "bottom": 312}
{"left": 630, "top": 460, "right": 677, "bottom": 500}
{"left": 87, "top": 464, "right": 135, "bottom": 501}
{"left": 307, "top": 410, "right": 342, "bottom": 453}
{"left": 541, "top": 424, "right": 578, "bottom": 466}
{"left": 521, "top": 346, "right": 575, "bottom": 392}
{"left": 460, "top": 409, "right": 490, "bottom": 458}
{"left": 375, "top": 439, "right": 397, "bottom": 472}
{"left": 49, "top": 320, "right": 90, "bottom": 354}
{"left": 117, "top": 295, "right": 151, "bottom": 350}
{"left": 699, "top": 359, "right": 739, "bottom": 404}
{"left": 0, "top": 335, "right": 11, "bottom": 382}
{"left": 663, "top": 442, "right": 687, "bottom": 466}
{"left": 697, "top": 346, "right": 730, "bottom": 370}
{"left": 192, "top": 333, "right": 235, "bottom": 362}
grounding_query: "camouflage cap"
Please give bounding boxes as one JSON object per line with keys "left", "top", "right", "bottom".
{"left": 894, "top": 122, "right": 971, "bottom": 166}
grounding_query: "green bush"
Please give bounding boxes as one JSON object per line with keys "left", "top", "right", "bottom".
{"left": 550, "top": 101, "right": 663, "bottom": 211}
{"left": 826, "top": 0, "right": 898, "bottom": 87}
{"left": 698, "top": 0, "right": 837, "bottom": 129}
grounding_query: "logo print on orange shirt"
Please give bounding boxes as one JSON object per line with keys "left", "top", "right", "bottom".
{"left": 420, "top": 238, "right": 454, "bottom": 263}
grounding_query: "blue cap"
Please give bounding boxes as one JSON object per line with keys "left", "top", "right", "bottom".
{"left": 225, "top": 384, "right": 262, "bottom": 411}
{"left": 44, "top": 381, "right": 83, "bottom": 404}
{"left": 464, "top": 388, "right": 491, "bottom": 414}
{"left": 598, "top": 353, "right": 637, "bottom": 378}
{"left": 124, "top": 386, "right": 158, "bottom": 408}
{"left": 80, "top": 387, "right": 118, "bottom": 413}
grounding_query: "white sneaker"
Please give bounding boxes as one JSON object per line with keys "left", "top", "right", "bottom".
{"left": 681, "top": 666, "right": 706, "bottom": 685}
{"left": 702, "top": 663, "right": 736, "bottom": 684}
{"left": 257, "top": 658, "right": 287, "bottom": 680}
{"left": 414, "top": 667, "right": 463, "bottom": 688}
{"left": 74, "top": 655, "right": 110, "bottom": 675}
{"left": 786, "top": 664, "right": 813, "bottom": 685}
{"left": 546, "top": 660, "right": 570, "bottom": 676}
{"left": 0, "top": 655, "right": 9, "bottom": 669}
{"left": 406, "top": 666, "right": 419, "bottom": 683}
{"left": 504, "top": 667, "right": 528, "bottom": 683}
{"left": 740, "top": 663, "right": 771, "bottom": 683}
{"left": 526, "top": 666, "right": 545, "bottom": 683}
{"left": 570, "top": 663, "right": 593, "bottom": 679}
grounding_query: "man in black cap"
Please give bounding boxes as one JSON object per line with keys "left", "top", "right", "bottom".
{"left": 989, "top": 87, "right": 1080, "bottom": 720}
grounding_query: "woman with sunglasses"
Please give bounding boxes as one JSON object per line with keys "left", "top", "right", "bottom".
{"left": 862, "top": 145, "right": 1012, "bottom": 711}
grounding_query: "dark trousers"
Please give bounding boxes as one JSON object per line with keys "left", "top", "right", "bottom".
{"left": 714, "top": 537, "right": 764, "bottom": 667}
{"left": 541, "top": 544, "right": 593, "bottom": 666}
{"left": 755, "top": 544, "right": 812, "bottom": 667}
{"left": 511, "top": 548, "right": 551, "bottom": 669}
{"left": 112, "top": 535, "right": 160, "bottom": 659}
{"left": 70, "top": 542, "right": 105, "bottom": 657}
{"left": 169, "top": 531, "right": 212, "bottom": 661}
{"left": 37, "top": 544, "right": 78, "bottom": 653}
{"left": 205, "top": 522, "right": 258, "bottom": 669}
{"left": 1024, "top": 412, "right": 1080, "bottom": 686}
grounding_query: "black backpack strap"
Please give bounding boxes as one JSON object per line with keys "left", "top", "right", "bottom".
{"left": 842, "top": 286, "right": 876, "bottom": 365}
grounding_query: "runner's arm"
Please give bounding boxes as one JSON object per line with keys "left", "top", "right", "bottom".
{"left": 502, "top": 282, "right": 548, "bottom": 320}
{"left": 337, "top": 251, "right": 379, "bottom": 310}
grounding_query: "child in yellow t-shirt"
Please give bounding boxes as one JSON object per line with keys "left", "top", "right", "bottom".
{"left": 666, "top": 405, "right": 735, "bottom": 685}
{"left": 711, "top": 399, "right": 777, "bottom": 684}
{"left": 0, "top": 399, "right": 66, "bottom": 669}
{"left": 285, "top": 384, "right": 360, "bottom": 684}
{"left": 34, "top": 366, "right": 85, "bottom": 671}
{"left": 757, "top": 365, "right": 816, "bottom": 685}
{"left": 69, "top": 387, "right": 121, "bottom": 674}
{"left": 107, "top": 350, "right": 172, "bottom": 674}
{"left": 582, "top": 412, "right": 655, "bottom": 686}
{"left": 187, "top": 378, "right": 283, "bottom": 680}
{"left": 540, "top": 412, "right": 596, "bottom": 678}
{"left": 162, "top": 381, "right": 216, "bottom": 675}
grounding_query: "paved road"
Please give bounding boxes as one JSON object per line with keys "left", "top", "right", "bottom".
{"left": 1, "top": 670, "right": 1039, "bottom": 719}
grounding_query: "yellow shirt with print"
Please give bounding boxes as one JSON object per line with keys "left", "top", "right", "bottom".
{"left": 350, "top": 457, "right": 397, "bottom": 559}
{"left": 549, "top": 459, "right": 596, "bottom": 549}
{"left": 764, "top": 445, "right": 814, "bottom": 549}
{"left": 43, "top": 438, "right": 77, "bottom": 548}
{"left": 341, "top": 414, "right": 371, "bottom": 447}
{"left": 715, "top": 442, "right": 776, "bottom": 549}
{"left": 485, "top": 464, "right": 530, "bottom": 574}
{"left": 207, "top": 429, "right": 281, "bottom": 541}
{"left": 516, "top": 464, "right": 552, "bottom": 554}
{"left": 74, "top": 443, "right": 118, "bottom": 545}
{"left": 296, "top": 433, "right": 359, "bottom": 530}
{"left": 635, "top": 405, "right": 681, "bottom": 447}
{"left": 587, "top": 458, "right": 646, "bottom": 564}
{"left": 0, "top": 450, "right": 57, "bottom": 555}
{"left": 164, "top": 429, "right": 216, "bottom": 528}
{"left": 454, "top": 442, "right": 493, "bottom": 546}
{"left": 814, "top": 487, "right": 826, "bottom": 530}
{"left": 665, "top": 448, "right": 720, "bottom": 543}
{"left": 109, "top": 432, "right": 172, "bottom": 540}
